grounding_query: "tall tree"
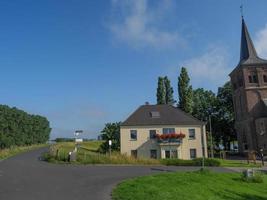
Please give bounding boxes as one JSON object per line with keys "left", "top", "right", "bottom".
{"left": 213, "top": 81, "right": 236, "bottom": 150}
{"left": 156, "top": 77, "right": 166, "bottom": 104}
{"left": 178, "top": 67, "right": 193, "bottom": 113}
{"left": 164, "top": 76, "right": 175, "bottom": 105}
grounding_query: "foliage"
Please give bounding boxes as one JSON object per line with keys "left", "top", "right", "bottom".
{"left": 156, "top": 76, "right": 174, "bottom": 105}
{"left": 241, "top": 170, "right": 264, "bottom": 183}
{"left": 160, "top": 158, "right": 220, "bottom": 166}
{"left": 99, "top": 122, "right": 121, "bottom": 153}
{"left": 164, "top": 76, "right": 175, "bottom": 105}
{"left": 192, "top": 88, "right": 217, "bottom": 122}
{"left": 178, "top": 67, "right": 193, "bottom": 113}
{"left": 191, "top": 82, "right": 236, "bottom": 150}
{"left": 213, "top": 81, "right": 236, "bottom": 149}
{"left": 0, "top": 105, "right": 51, "bottom": 149}
{"left": 112, "top": 171, "right": 267, "bottom": 200}
{"left": 156, "top": 77, "right": 166, "bottom": 104}
{"left": 55, "top": 138, "right": 75, "bottom": 142}
{"left": 156, "top": 133, "right": 185, "bottom": 140}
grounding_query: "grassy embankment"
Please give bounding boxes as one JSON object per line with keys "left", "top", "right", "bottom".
{"left": 0, "top": 143, "right": 48, "bottom": 160}
{"left": 112, "top": 170, "right": 267, "bottom": 200}
{"left": 45, "top": 141, "right": 261, "bottom": 167}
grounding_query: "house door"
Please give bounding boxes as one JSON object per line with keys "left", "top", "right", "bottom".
{"left": 165, "top": 150, "right": 170, "bottom": 158}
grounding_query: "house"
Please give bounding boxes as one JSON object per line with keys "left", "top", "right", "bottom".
{"left": 230, "top": 17, "right": 267, "bottom": 153}
{"left": 120, "top": 104, "right": 207, "bottom": 160}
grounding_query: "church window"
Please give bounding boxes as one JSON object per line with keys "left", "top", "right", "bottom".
{"left": 263, "top": 75, "right": 267, "bottom": 83}
{"left": 248, "top": 75, "right": 253, "bottom": 83}
{"left": 238, "top": 78, "right": 243, "bottom": 87}
{"left": 252, "top": 75, "right": 258, "bottom": 83}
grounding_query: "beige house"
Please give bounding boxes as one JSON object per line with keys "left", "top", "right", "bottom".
{"left": 120, "top": 104, "right": 207, "bottom": 160}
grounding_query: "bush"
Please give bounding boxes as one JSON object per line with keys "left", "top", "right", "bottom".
{"left": 241, "top": 170, "right": 264, "bottom": 183}
{"left": 160, "top": 158, "right": 220, "bottom": 166}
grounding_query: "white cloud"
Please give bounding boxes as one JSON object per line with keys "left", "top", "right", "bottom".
{"left": 181, "top": 46, "right": 231, "bottom": 88}
{"left": 255, "top": 24, "right": 267, "bottom": 58}
{"left": 109, "top": 0, "right": 186, "bottom": 49}
{"left": 162, "top": 45, "right": 232, "bottom": 92}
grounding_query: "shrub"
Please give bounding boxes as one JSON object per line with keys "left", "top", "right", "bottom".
{"left": 241, "top": 170, "right": 264, "bottom": 183}
{"left": 160, "top": 158, "right": 220, "bottom": 166}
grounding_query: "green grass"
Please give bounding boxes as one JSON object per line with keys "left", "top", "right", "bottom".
{"left": 0, "top": 143, "right": 48, "bottom": 160}
{"left": 112, "top": 170, "right": 267, "bottom": 200}
{"left": 217, "top": 159, "right": 262, "bottom": 168}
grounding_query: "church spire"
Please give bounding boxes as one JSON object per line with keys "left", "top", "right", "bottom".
{"left": 240, "top": 17, "right": 258, "bottom": 62}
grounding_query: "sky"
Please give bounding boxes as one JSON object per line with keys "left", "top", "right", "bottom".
{"left": 1, "top": 0, "right": 267, "bottom": 139}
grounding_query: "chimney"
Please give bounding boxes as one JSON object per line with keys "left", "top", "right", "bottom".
{"left": 145, "top": 102, "right": 149, "bottom": 105}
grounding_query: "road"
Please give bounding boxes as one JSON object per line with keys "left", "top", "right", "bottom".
{"left": 0, "top": 147, "right": 234, "bottom": 200}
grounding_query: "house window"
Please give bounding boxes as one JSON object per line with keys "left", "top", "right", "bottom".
{"left": 190, "top": 149, "right": 197, "bottom": 159}
{"left": 150, "top": 150, "right": 157, "bottom": 159}
{"left": 163, "top": 128, "right": 175, "bottom": 134}
{"left": 150, "top": 111, "right": 160, "bottom": 118}
{"left": 149, "top": 130, "right": 157, "bottom": 139}
{"left": 189, "top": 129, "right": 196, "bottom": 139}
{"left": 263, "top": 75, "right": 267, "bottom": 83}
{"left": 131, "top": 150, "right": 137, "bottom": 158}
{"left": 130, "top": 130, "right": 137, "bottom": 140}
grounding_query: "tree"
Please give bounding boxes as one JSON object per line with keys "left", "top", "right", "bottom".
{"left": 156, "top": 77, "right": 166, "bottom": 104}
{"left": 99, "top": 122, "right": 121, "bottom": 153}
{"left": 213, "top": 82, "right": 236, "bottom": 150}
{"left": 164, "top": 76, "right": 175, "bottom": 105}
{"left": 0, "top": 104, "right": 51, "bottom": 149}
{"left": 178, "top": 67, "right": 193, "bottom": 113}
{"left": 192, "top": 88, "right": 218, "bottom": 122}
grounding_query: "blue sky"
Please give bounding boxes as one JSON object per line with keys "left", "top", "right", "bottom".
{"left": 1, "top": 0, "right": 267, "bottom": 139}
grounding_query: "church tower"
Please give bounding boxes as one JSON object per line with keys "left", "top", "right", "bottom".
{"left": 230, "top": 17, "right": 267, "bottom": 153}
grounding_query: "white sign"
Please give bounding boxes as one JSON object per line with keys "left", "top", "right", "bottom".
{"left": 75, "top": 138, "right": 83, "bottom": 143}
{"left": 108, "top": 140, "right": 112, "bottom": 146}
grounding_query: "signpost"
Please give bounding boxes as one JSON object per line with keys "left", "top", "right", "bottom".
{"left": 109, "top": 140, "right": 112, "bottom": 157}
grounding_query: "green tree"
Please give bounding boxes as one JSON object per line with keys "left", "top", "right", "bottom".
{"left": 192, "top": 88, "right": 218, "bottom": 122}
{"left": 213, "top": 81, "right": 236, "bottom": 150}
{"left": 157, "top": 77, "right": 166, "bottom": 104}
{"left": 0, "top": 104, "right": 51, "bottom": 149}
{"left": 99, "top": 122, "right": 121, "bottom": 153}
{"left": 178, "top": 67, "right": 193, "bottom": 113}
{"left": 164, "top": 76, "right": 175, "bottom": 105}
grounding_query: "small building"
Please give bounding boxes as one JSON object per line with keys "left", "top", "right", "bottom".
{"left": 120, "top": 104, "right": 207, "bottom": 160}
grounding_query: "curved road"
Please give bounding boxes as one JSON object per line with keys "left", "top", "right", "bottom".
{"left": 0, "top": 147, "right": 234, "bottom": 200}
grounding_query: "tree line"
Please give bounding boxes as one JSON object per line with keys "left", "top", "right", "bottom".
{"left": 0, "top": 105, "right": 51, "bottom": 149}
{"left": 157, "top": 67, "right": 236, "bottom": 150}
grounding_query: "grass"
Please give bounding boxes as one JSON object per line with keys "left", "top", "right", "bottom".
{"left": 0, "top": 143, "right": 48, "bottom": 160}
{"left": 217, "top": 158, "right": 262, "bottom": 168}
{"left": 112, "top": 170, "right": 267, "bottom": 200}
{"left": 44, "top": 142, "right": 261, "bottom": 167}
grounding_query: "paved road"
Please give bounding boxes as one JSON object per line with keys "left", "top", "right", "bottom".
{"left": 0, "top": 147, "right": 234, "bottom": 200}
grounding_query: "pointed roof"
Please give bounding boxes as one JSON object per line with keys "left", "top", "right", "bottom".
{"left": 239, "top": 17, "right": 267, "bottom": 65}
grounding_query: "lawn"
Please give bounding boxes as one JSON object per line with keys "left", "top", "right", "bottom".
{"left": 112, "top": 170, "right": 267, "bottom": 200}
{"left": 0, "top": 143, "right": 48, "bottom": 160}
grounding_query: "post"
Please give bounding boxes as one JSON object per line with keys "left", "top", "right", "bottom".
{"left": 209, "top": 115, "right": 214, "bottom": 158}
{"left": 201, "top": 126, "right": 205, "bottom": 169}
{"left": 108, "top": 140, "right": 112, "bottom": 157}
